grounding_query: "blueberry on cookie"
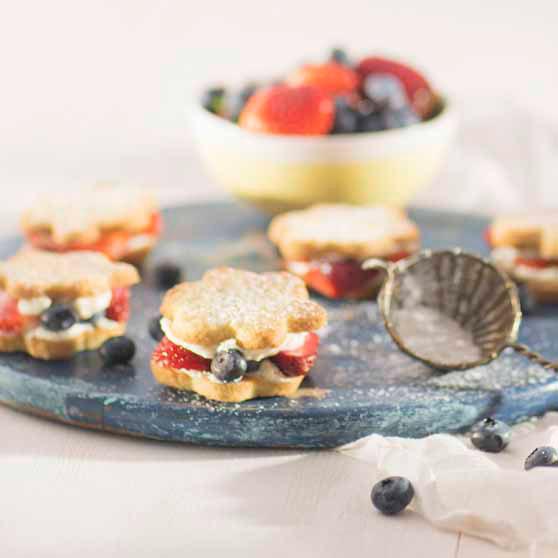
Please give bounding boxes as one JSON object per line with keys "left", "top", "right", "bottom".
{"left": 0, "top": 249, "right": 139, "bottom": 360}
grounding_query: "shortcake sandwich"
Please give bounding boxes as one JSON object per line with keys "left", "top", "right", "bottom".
{"left": 150, "top": 267, "right": 327, "bottom": 403}
{"left": 0, "top": 250, "right": 139, "bottom": 359}
{"left": 487, "top": 212, "right": 558, "bottom": 301}
{"left": 268, "top": 204, "right": 420, "bottom": 299}
{"left": 21, "top": 184, "right": 161, "bottom": 264}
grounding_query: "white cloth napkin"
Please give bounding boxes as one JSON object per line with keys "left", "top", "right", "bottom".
{"left": 337, "top": 419, "right": 558, "bottom": 550}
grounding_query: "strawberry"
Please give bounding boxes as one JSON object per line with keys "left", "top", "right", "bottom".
{"left": 356, "top": 56, "right": 434, "bottom": 118}
{"left": 239, "top": 85, "right": 334, "bottom": 136}
{"left": 515, "top": 257, "right": 558, "bottom": 269}
{"left": 152, "top": 337, "right": 211, "bottom": 371}
{"left": 286, "top": 62, "right": 359, "bottom": 97}
{"left": 271, "top": 332, "right": 319, "bottom": 377}
{"left": 484, "top": 227, "right": 493, "bottom": 247}
{"left": 303, "top": 253, "right": 410, "bottom": 299}
{"left": 0, "top": 292, "right": 24, "bottom": 334}
{"left": 27, "top": 212, "right": 162, "bottom": 259}
{"left": 106, "top": 287, "right": 130, "bottom": 322}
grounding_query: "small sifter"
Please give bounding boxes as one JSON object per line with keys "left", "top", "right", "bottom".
{"left": 363, "top": 249, "right": 558, "bottom": 371}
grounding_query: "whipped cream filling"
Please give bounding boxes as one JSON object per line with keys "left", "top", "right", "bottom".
{"left": 126, "top": 233, "right": 155, "bottom": 252}
{"left": 160, "top": 317, "right": 308, "bottom": 361}
{"left": 17, "top": 291, "right": 112, "bottom": 319}
{"left": 175, "top": 359, "right": 296, "bottom": 385}
{"left": 24, "top": 315, "right": 120, "bottom": 341}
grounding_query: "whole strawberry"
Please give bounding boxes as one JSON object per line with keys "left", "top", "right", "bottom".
{"left": 238, "top": 85, "right": 334, "bottom": 136}
{"left": 286, "top": 62, "right": 359, "bottom": 97}
{"left": 356, "top": 56, "right": 435, "bottom": 118}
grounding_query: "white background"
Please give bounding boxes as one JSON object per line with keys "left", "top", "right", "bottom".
{"left": 0, "top": 0, "right": 557, "bottom": 204}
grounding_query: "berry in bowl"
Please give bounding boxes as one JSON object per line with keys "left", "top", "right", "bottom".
{"left": 190, "top": 48, "right": 457, "bottom": 212}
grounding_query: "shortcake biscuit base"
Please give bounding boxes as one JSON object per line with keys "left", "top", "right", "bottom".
{"left": 0, "top": 321, "right": 126, "bottom": 360}
{"left": 268, "top": 204, "right": 420, "bottom": 261}
{"left": 161, "top": 267, "right": 327, "bottom": 350}
{"left": 21, "top": 184, "right": 158, "bottom": 245}
{"left": 0, "top": 249, "right": 139, "bottom": 299}
{"left": 151, "top": 360, "right": 304, "bottom": 403}
{"left": 490, "top": 213, "right": 558, "bottom": 260}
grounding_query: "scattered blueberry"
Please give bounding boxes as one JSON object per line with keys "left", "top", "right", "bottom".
{"left": 40, "top": 304, "right": 77, "bottom": 332}
{"left": 201, "top": 87, "right": 226, "bottom": 114}
{"left": 99, "top": 336, "right": 136, "bottom": 366}
{"left": 470, "top": 417, "right": 511, "bottom": 453}
{"left": 382, "top": 106, "right": 420, "bottom": 130}
{"left": 517, "top": 283, "right": 538, "bottom": 315}
{"left": 154, "top": 262, "right": 183, "bottom": 290}
{"left": 331, "top": 97, "right": 359, "bottom": 134}
{"left": 148, "top": 315, "right": 164, "bottom": 342}
{"left": 371, "top": 476, "right": 414, "bottom": 515}
{"left": 525, "top": 446, "right": 558, "bottom": 471}
{"left": 330, "top": 47, "right": 350, "bottom": 66}
{"left": 362, "top": 74, "right": 407, "bottom": 111}
{"left": 211, "top": 349, "right": 247, "bottom": 383}
{"left": 229, "top": 83, "right": 259, "bottom": 122}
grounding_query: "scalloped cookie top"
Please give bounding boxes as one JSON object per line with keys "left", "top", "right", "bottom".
{"left": 491, "top": 212, "right": 558, "bottom": 259}
{"left": 268, "top": 204, "right": 420, "bottom": 261}
{"left": 21, "top": 184, "right": 158, "bottom": 245}
{"left": 161, "top": 267, "right": 327, "bottom": 350}
{"left": 0, "top": 249, "right": 140, "bottom": 299}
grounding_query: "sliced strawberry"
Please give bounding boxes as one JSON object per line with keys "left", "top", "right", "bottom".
{"left": 286, "top": 62, "right": 359, "bottom": 97}
{"left": 356, "top": 56, "right": 434, "bottom": 118}
{"left": 105, "top": 287, "right": 130, "bottom": 322}
{"left": 0, "top": 292, "right": 24, "bottom": 334}
{"left": 515, "top": 257, "right": 558, "bottom": 269}
{"left": 152, "top": 337, "right": 211, "bottom": 371}
{"left": 302, "top": 252, "right": 410, "bottom": 299}
{"left": 27, "top": 212, "right": 162, "bottom": 260}
{"left": 271, "top": 332, "right": 319, "bottom": 377}
{"left": 303, "top": 259, "right": 379, "bottom": 299}
{"left": 239, "top": 85, "right": 334, "bottom": 136}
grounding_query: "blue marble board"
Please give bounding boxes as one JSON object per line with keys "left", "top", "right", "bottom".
{"left": 1, "top": 202, "right": 558, "bottom": 449}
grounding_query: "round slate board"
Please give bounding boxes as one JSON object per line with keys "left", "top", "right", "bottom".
{"left": 1, "top": 202, "right": 558, "bottom": 449}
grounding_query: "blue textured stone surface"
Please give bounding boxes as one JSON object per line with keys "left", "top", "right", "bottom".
{"left": 0, "top": 202, "right": 557, "bottom": 448}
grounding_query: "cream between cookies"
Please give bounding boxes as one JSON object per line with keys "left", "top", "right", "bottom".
{"left": 160, "top": 317, "right": 308, "bottom": 361}
{"left": 18, "top": 291, "right": 113, "bottom": 319}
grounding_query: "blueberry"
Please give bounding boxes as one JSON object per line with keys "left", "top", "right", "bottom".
{"left": 470, "top": 417, "right": 511, "bottom": 453}
{"left": 201, "top": 87, "right": 226, "bottom": 114}
{"left": 382, "top": 106, "right": 420, "bottom": 129}
{"left": 229, "top": 83, "right": 259, "bottom": 122}
{"left": 363, "top": 74, "right": 408, "bottom": 111}
{"left": 148, "top": 315, "right": 164, "bottom": 342}
{"left": 154, "top": 262, "right": 183, "bottom": 290}
{"left": 99, "top": 336, "right": 136, "bottom": 366}
{"left": 330, "top": 47, "right": 350, "bottom": 66}
{"left": 40, "top": 304, "right": 77, "bottom": 332}
{"left": 331, "top": 98, "right": 359, "bottom": 134}
{"left": 517, "top": 283, "right": 538, "bottom": 315}
{"left": 525, "top": 446, "right": 558, "bottom": 471}
{"left": 246, "top": 360, "right": 260, "bottom": 373}
{"left": 358, "top": 111, "right": 386, "bottom": 133}
{"left": 371, "top": 476, "right": 414, "bottom": 515}
{"left": 210, "top": 349, "right": 247, "bottom": 383}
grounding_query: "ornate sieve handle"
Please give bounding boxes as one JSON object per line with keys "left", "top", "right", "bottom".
{"left": 362, "top": 258, "right": 396, "bottom": 282}
{"left": 509, "top": 343, "right": 558, "bottom": 371}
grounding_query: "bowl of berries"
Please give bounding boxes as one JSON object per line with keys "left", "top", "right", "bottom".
{"left": 190, "top": 48, "right": 457, "bottom": 212}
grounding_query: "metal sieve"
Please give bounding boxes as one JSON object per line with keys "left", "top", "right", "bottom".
{"left": 363, "top": 249, "right": 558, "bottom": 371}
